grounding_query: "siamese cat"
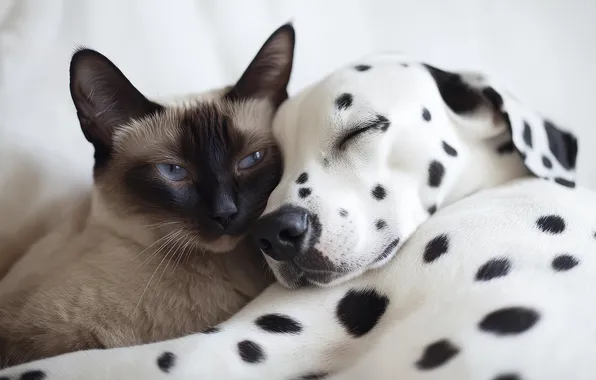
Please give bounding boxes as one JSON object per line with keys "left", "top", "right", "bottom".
{"left": 0, "top": 24, "right": 294, "bottom": 368}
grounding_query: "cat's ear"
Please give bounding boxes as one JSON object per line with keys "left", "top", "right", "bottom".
{"left": 69, "top": 48, "right": 163, "bottom": 165}
{"left": 227, "top": 23, "right": 295, "bottom": 107}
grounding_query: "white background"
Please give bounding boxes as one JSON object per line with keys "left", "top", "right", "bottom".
{"left": 1, "top": 0, "right": 595, "bottom": 239}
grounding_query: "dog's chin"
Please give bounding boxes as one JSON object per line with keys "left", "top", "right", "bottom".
{"left": 271, "top": 262, "right": 365, "bottom": 289}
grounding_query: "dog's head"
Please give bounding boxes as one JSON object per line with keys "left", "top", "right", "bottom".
{"left": 251, "top": 54, "right": 579, "bottom": 288}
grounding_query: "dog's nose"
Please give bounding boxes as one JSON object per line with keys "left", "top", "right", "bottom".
{"left": 251, "top": 206, "right": 310, "bottom": 261}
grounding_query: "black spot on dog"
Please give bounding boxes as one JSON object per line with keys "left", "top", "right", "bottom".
{"left": 299, "top": 188, "right": 312, "bottom": 198}
{"left": 492, "top": 374, "right": 521, "bottom": 380}
{"left": 442, "top": 141, "right": 458, "bottom": 157}
{"left": 552, "top": 254, "right": 579, "bottom": 272}
{"left": 424, "top": 65, "right": 481, "bottom": 113}
{"left": 476, "top": 258, "right": 511, "bottom": 281}
{"left": 542, "top": 155, "right": 552, "bottom": 169}
{"left": 428, "top": 160, "right": 445, "bottom": 187}
{"left": 372, "top": 184, "right": 387, "bottom": 200}
{"left": 354, "top": 64, "right": 371, "bottom": 72}
{"left": 255, "top": 314, "right": 303, "bottom": 334}
{"left": 536, "top": 215, "right": 565, "bottom": 234}
{"left": 238, "top": 340, "right": 265, "bottom": 363}
{"left": 479, "top": 306, "right": 540, "bottom": 335}
{"left": 336, "top": 288, "right": 389, "bottom": 338}
{"left": 423, "top": 234, "right": 449, "bottom": 263}
{"left": 375, "top": 219, "right": 387, "bottom": 230}
{"left": 497, "top": 140, "right": 515, "bottom": 154}
{"left": 296, "top": 172, "right": 309, "bottom": 184}
{"left": 482, "top": 87, "right": 504, "bottom": 110}
{"left": 201, "top": 326, "right": 220, "bottom": 334}
{"left": 376, "top": 114, "right": 391, "bottom": 132}
{"left": 422, "top": 108, "right": 432, "bottom": 122}
{"left": 335, "top": 93, "right": 353, "bottom": 110}
{"left": 415, "top": 339, "right": 460, "bottom": 370}
{"left": 554, "top": 177, "right": 575, "bottom": 188}
{"left": 427, "top": 205, "right": 437, "bottom": 215}
{"left": 522, "top": 121, "right": 533, "bottom": 148}
{"left": 20, "top": 371, "right": 46, "bottom": 380}
{"left": 543, "top": 120, "right": 577, "bottom": 170}
{"left": 339, "top": 209, "right": 348, "bottom": 217}
{"left": 157, "top": 351, "right": 176, "bottom": 373}
{"left": 299, "top": 373, "right": 328, "bottom": 380}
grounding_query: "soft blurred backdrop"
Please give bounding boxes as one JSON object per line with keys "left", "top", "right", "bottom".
{"left": 1, "top": 0, "right": 595, "bottom": 244}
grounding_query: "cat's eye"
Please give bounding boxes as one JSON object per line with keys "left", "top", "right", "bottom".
{"left": 238, "top": 150, "right": 265, "bottom": 170}
{"left": 155, "top": 164, "right": 188, "bottom": 181}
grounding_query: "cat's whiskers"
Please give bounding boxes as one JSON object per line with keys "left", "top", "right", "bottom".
{"left": 133, "top": 233, "right": 184, "bottom": 313}
{"left": 172, "top": 234, "right": 193, "bottom": 273}
{"left": 153, "top": 232, "right": 189, "bottom": 290}
{"left": 126, "top": 230, "right": 182, "bottom": 281}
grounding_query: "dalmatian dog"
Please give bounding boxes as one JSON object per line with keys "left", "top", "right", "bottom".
{"left": 1, "top": 53, "right": 590, "bottom": 380}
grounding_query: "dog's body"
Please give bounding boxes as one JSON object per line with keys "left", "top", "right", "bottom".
{"left": 1, "top": 54, "right": 591, "bottom": 380}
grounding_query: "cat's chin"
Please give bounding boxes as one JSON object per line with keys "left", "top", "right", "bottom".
{"left": 198, "top": 234, "right": 244, "bottom": 254}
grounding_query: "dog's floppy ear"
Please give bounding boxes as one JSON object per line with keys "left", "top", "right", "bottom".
{"left": 69, "top": 48, "right": 164, "bottom": 169}
{"left": 226, "top": 23, "right": 295, "bottom": 107}
{"left": 424, "top": 64, "right": 578, "bottom": 188}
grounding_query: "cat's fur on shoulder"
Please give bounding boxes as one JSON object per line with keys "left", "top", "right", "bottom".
{"left": 0, "top": 24, "right": 295, "bottom": 368}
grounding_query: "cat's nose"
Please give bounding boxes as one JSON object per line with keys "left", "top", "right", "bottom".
{"left": 211, "top": 194, "right": 238, "bottom": 230}
{"left": 250, "top": 205, "right": 310, "bottom": 261}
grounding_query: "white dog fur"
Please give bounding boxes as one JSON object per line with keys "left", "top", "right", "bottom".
{"left": 0, "top": 53, "right": 588, "bottom": 380}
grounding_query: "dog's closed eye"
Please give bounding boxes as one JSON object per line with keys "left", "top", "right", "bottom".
{"left": 337, "top": 115, "right": 390, "bottom": 151}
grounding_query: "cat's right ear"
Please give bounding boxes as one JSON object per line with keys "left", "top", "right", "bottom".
{"left": 69, "top": 48, "right": 163, "bottom": 166}
{"left": 227, "top": 23, "right": 295, "bottom": 107}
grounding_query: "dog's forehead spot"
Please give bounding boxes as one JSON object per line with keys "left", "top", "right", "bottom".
{"left": 375, "top": 219, "right": 387, "bottom": 230}
{"left": 354, "top": 64, "right": 371, "bottom": 72}
{"left": 442, "top": 141, "right": 458, "bottom": 157}
{"left": 298, "top": 187, "right": 312, "bottom": 199}
{"left": 428, "top": 160, "right": 445, "bottom": 188}
{"left": 296, "top": 172, "right": 309, "bottom": 184}
{"left": 371, "top": 184, "right": 387, "bottom": 200}
{"left": 335, "top": 93, "right": 353, "bottom": 110}
{"left": 421, "top": 107, "right": 432, "bottom": 122}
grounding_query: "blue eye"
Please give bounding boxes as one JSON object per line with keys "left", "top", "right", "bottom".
{"left": 156, "top": 164, "right": 188, "bottom": 181}
{"left": 238, "top": 150, "right": 265, "bottom": 170}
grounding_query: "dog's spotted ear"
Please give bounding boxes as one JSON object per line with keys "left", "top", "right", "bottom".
{"left": 424, "top": 64, "right": 578, "bottom": 188}
{"left": 226, "top": 23, "right": 295, "bottom": 107}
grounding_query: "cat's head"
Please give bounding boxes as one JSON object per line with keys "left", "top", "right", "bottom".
{"left": 69, "top": 24, "right": 294, "bottom": 252}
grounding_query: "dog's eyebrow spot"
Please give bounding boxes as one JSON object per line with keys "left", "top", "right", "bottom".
{"left": 371, "top": 184, "right": 387, "bottom": 200}
{"left": 442, "top": 141, "right": 458, "bottom": 157}
{"left": 335, "top": 93, "right": 353, "bottom": 110}
{"left": 354, "top": 64, "right": 371, "bottom": 72}
{"left": 422, "top": 108, "right": 432, "bottom": 122}
{"left": 299, "top": 188, "right": 312, "bottom": 198}
{"left": 428, "top": 160, "right": 445, "bottom": 187}
{"left": 296, "top": 172, "right": 309, "bottom": 184}
{"left": 339, "top": 209, "right": 349, "bottom": 217}
{"left": 427, "top": 205, "right": 437, "bottom": 215}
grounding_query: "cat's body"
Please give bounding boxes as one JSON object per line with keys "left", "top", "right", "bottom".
{"left": 0, "top": 24, "right": 295, "bottom": 367}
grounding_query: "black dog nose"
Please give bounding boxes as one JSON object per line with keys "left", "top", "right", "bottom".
{"left": 251, "top": 206, "right": 310, "bottom": 261}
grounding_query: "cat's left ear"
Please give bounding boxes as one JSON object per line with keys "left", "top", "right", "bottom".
{"left": 227, "top": 23, "right": 295, "bottom": 107}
